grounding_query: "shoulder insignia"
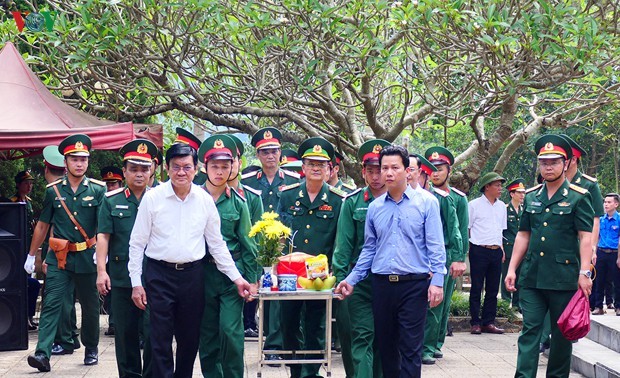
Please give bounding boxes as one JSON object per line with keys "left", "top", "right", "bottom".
{"left": 25, "top": 195, "right": 32, "bottom": 201}
{"left": 582, "top": 173, "right": 598, "bottom": 183}
{"left": 89, "top": 178, "right": 106, "bottom": 186}
{"left": 345, "top": 187, "right": 363, "bottom": 199}
{"left": 451, "top": 187, "right": 466, "bottom": 197}
{"left": 242, "top": 185, "right": 262, "bottom": 196}
{"left": 525, "top": 184, "right": 543, "bottom": 194}
{"left": 231, "top": 187, "right": 247, "bottom": 202}
{"left": 241, "top": 170, "right": 259, "bottom": 180}
{"left": 282, "top": 169, "right": 300, "bottom": 179}
{"left": 569, "top": 184, "right": 589, "bottom": 195}
{"left": 341, "top": 182, "right": 356, "bottom": 191}
{"left": 46, "top": 179, "right": 62, "bottom": 188}
{"left": 105, "top": 187, "right": 125, "bottom": 197}
{"left": 281, "top": 182, "right": 301, "bottom": 191}
{"left": 329, "top": 186, "right": 347, "bottom": 198}
{"left": 433, "top": 187, "right": 449, "bottom": 197}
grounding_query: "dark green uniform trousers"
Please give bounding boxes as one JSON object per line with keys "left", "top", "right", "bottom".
{"left": 264, "top": 301, "right": 283, "bottom": 350}
{"left": 199, "top": 263, "right": 245, "bottom": 378}
{"left": 53, "top": 294, "right": 79, "bottom": 350}
{"left": 281, "top": 299, "right": 326, "bottom": 378}
{"left": 423, "top": 274, "right": 455, "bottom": 357}
{"left": 36, "top": 265, "right": 99, "bottom": 358}
{"left": 501, "top": 245, "right": 520, "bottom": 307}
{"left": 347, "top": 278, "right": 382, "bottom": 378}
{"left": 111, "top": 287, "right": 152, "bottom": 378}
{"left": 334, "top": 299, "right": 354, "bottom": 377}
{"left": 516, "top": 288, "right": 575, "bottom": 378}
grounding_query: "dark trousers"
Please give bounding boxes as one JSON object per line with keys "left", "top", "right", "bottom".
{"left": 594, "top": 250, "right": 620, "bottom": 309}
{"left": 27, "top": 277, "right": 41, "bottom": 317}
{"left": 144, "top": 259, "right": 205, "bottom": 378}
{"left": 372, "top": 275, "right": 429, "bottom": 378}
{"left": 469, "top": 244, "right": 502, "bottom": 326}
{"left": 243, "top": 300, "right": 258, "bottom": 330}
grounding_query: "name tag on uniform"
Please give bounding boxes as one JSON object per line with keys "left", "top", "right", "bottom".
{"left": 54, "top": 196, "right": 66, "bottom": 201}
{"left": 115, "top": 205, "right": 129, "bottom": 209}
{"left": 558, "top": 202, "right": 570, "bottom": 207}
{"left": 83, "top": 196, "right": 94, "bottom": 201}
{"left": 531, "top": 201, "right": 541, "bottom": 206}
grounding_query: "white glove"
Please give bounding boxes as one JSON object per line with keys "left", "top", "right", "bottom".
{"left": 93, "top": 252, "right": 108, "bottom": 265}
{"left": 24, "top": 254, "right": 35, "bottom": 274}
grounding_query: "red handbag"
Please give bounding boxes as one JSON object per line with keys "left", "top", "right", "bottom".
{"left": 557, "top": 289, "right": 591, "bottom": 341}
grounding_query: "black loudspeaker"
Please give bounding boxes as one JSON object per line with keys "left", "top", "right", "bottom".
{"left": 0, "top": 202, "right": 28, "bottom": 351}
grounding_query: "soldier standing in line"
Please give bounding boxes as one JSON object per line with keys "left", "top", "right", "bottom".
{"left": 100, "top": 166, "right": 124, "bottom": 192}
{"left": 327, "top": 151, "right": 356, "bottom": 194}
{"left": 505, "top": 134, "right": 593, "bottom": 378}
{"left": 277, "top": 137, "right": 346, "bottom": 378}
{"left": 242, "top": 127, "right": 299, "bottom": 363}
{"left": 227, "top": 134, "right": 264, "bottom": 338}
{"left": 333, "top": 139, "right": 390, "bottom": 378}
{"left": 412, "top": 154, "right": 464, "bottom": 365}
{"left": 425, "top": 147, "right": 469, "bottom": 347}
{"left": 197, "top": 135, "right": 259, "bottom": 378}
{"left": 96, "top": 139, "right": 157, "bottom": 378}
{"left": 24, "top": 134, "right": 106, "bottom": 372}
{"left": 148, "top": 149, "right": 163, "bottom": 188}
{"left": 502, "top": 179, "right": 525, "bottom": 310}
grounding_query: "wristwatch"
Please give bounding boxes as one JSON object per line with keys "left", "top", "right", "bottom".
{"left": 579, "top": 270, "right": 592, "bottom": 278}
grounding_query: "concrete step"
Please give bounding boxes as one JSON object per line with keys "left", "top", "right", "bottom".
{"left": 588, "top": 313, "right": 620, "bottom": 353}
{"left": 571, "top": 337, "right": 620, "bottom": 378}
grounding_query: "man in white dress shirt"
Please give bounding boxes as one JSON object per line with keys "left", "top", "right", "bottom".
{"left": 468, "top": 172, "right": 507, "bottom": 335}
{"left": 128, "top": 143, "right": 252, "bottom": 378}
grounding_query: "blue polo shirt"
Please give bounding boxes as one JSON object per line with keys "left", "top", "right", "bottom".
{"left": 598, "top": 211, "right": 620, "bottom": 250}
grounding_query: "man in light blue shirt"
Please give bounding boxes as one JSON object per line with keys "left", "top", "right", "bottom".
{"left": 336, "top": 145, "right": 446, "bottom": 378}
{"left": 592, "top": 193, "right": 620, "bottom": 315}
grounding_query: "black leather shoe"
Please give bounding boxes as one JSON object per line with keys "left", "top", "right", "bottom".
{"left": 244, "top": 328, "right": 259, "bottom": 338}
{"left": 104, "top": 326, "right": 115, "bottom": 336}
{"left": 73, "top": 336, "right": 81, "bottom": 350}
{"left": 539, "top": 342, "right": 550, "bottom": 354}
{"left": 27, "top": 353, "right": 51, "bottom": 372}
{"left": 51, "top": 343, "right": 73, "bottom": 355}
{"left": 84, "top": 348, "right": 98, "bottom": 365}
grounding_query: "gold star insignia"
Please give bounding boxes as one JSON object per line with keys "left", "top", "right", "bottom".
{"left": 431, "top": 152, "right": 439, "bottom": 160}
{"left": 264, "top": 130, "right": 273, "bottom": 140}
{"left": 313, "top": 145, "right": 322, "bottom": 153}
{"left": 544, "top": 142, "right": 554, "bottom": 151}
{"left": 106, "top": 172, "right": 114, "bottom": 178}
{"left": 137, "top": 143, "right": 148, "bottom": 154}
{"left": 75, "top": 141, "right": 84, "bottom": 150}
{"left": 372, "top": 144, "right": 382, "bottom": 154}
{"left": 214, "top": 139, "right": 224, "bottom": 148}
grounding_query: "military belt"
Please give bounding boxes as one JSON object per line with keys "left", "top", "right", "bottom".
{"left": 68, "top": 237, "right": 96, "bottom": 252}
{"left": 598, "top": 247, "right": 618, "bottom": 254}
{"left": 375, "top": 273, "right": 429, "bottom": 283}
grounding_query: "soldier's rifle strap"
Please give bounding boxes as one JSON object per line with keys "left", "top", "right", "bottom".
{"left": 51, "top": 185, "right": 96, "bottom": 248}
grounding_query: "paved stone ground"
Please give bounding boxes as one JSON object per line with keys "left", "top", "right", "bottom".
{"left": 0, "top": 314, "right": 585, "bottom": 378}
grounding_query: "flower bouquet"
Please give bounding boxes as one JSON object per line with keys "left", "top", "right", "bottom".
{"left": 249, "top": 211, "right": 291, "bottom": 268}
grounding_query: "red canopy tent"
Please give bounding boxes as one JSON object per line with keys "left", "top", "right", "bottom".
{"left": 0, "top": 42, "right": 137, "bottom": 158}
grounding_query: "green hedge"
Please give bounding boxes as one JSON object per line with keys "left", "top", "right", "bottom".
{"left": 449, "top": 290, "right": 519, "bottom": 322}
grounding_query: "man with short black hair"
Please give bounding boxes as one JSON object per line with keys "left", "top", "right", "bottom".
{"left": 592, "top": 193, "right": 620, "bottom": 316}
{"left": 128, "top": 143, "right": 252, "bottom": 377}
{"left": 337, "top": 145, "right": 446, "bottom": 378}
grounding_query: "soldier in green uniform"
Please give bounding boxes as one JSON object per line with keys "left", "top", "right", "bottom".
{"left": 24, "top": 134, "right": 106, "bottom": 372}
{"left": 425, "top": 146, "right": 469, "bottom": 351}
{"left": 502, "top": 179, "right": 525, "bottom": 308}
{"left": 197, "top": 135, "right": 259, "bottom": 378}
{"left": 11, "top": 170, "right": 35, "bottom": 242}
{"left": 333, "top": 139, "right": 390, "bottom": 378}
{"left": 539, "top": 134, "right": 604, "bottom": 350}
{"left": 505, "top": 134, "right": 594, "bottom": 378}
{"left": 413, "top": 154, "right": 464, "bottom": 364}
{"left": 242, "top": 127, "right": 299, "bottom": 361}
{"left": 227, "top": 134, "right": 264, "bottom": 338}
{"left": 148, "top": 149, "right": 163, "bottom": 188}
{"left": 100, "top": 166, "right": 124, "bottom": 192}
{"left": 241, "top": 127, "right": 300, "bottom": 212}
{"left": 281, "top": 149, "right": 304, "bottom": 177}
{"left": 327, "top": 151, "right": 356, "bottom": 194}
{"left": 277, "top": 137, "right": 346, "bottom": 378}
{"left": 96, "top": 139, "right": 156, "bottom": 378}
